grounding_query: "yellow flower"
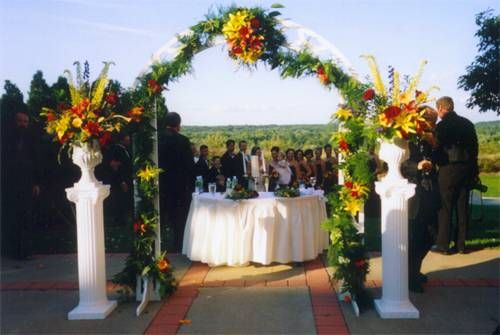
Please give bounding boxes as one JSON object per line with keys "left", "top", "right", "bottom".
{"left": 335, "top": 108, "right": 352, "bottom": 120}
{"left": 222, "top": 11, "right": 250, "bottom": 40}
{"left": 55, "top": 113, "right": 71, "bottom": 140}
{"left": 351, "top": 182, "right": 370, "bottom": 197}
{"left": 378, "top": 113, "right": 392, "bottom": 127}
{"left": 72, "top": 117, "right": 83, "bottom": 128}
{"left": 137, "top": 165, "right": 162, "bottom": 182}
{"left": 344, "top": 199, "right": 362, "bottom": 216}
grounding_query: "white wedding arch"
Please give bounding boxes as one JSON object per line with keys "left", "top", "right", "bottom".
{"left": 133, "top": 17, "right": 358, "bottom": 315}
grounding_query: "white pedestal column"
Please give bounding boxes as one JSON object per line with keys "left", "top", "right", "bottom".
{"left": 374, "top": 139, "right": 419, "bottom": 319}
{"left": 66, "top": 143, "right": 117, "bottom": 320}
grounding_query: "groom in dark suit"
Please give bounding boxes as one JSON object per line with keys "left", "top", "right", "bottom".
{"left": 159, "top": 112, "right": 194, "bottom": 253}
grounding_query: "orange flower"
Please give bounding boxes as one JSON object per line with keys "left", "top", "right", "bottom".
{"left": 317, "top": 66, "right": 330, "bottom": 85}
{"left": 127, "top": 106, "right": 143, "bottom": 122}
{"left": 46, "top": 111, "right": 56, "bottom": 122}
{"left": 157, "top": 258, "right": 169, "bottom": 272}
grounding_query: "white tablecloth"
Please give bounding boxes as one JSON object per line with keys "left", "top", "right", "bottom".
{"left": 182, "top": 191, "right": 329, "bottom": 266}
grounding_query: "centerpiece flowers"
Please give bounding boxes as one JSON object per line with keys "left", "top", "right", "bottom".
{"left": 274, "top": 186, "right": 300, "bottom": 198}
{"left": 226, "top": 184, "right": 259, "bottom": 200}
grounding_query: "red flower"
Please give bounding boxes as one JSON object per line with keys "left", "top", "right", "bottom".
{"left": 239, "top": 26, "right": 250, "bottom": 38}
{"left": 105, "top": 92, "right": 118, "bottom": 105}
{"left": 99, "top": 131, "right": 112, "bottom": 147}
{"left": 133, "top": 220, "right": 146, "bottom": 234}
{"left": 415, "top": 90, "right": 422, "bottom": 98}
{"left": 58, "top": 132, "right": 69, "bottom": 144}
{"left": 147, "top": 79, "right": 162, "bottom": 95}
{"left": 338, "top": 139, "right": 349, "bottom": 152}
{"left": 84, "top": 121, "right": 101, "bottom": 136}
{"left": 250, "top": 38, "right": 263, "bottom": 51}
{"left": 343, "top": 295, "right": 352, "bottom": 303}
{"left": 231, "top": 45, "right": 243, "bottom": 55}
{"left": 351, "top": 190, "right": 359, "bottom": 198}
{"left": 362, "top": 88, "right": 375, "bottom": 101}
{"left": 250, "top": 17, "right": 260, "bottom": 29}
{"left": 133, "top": 221, "right": 140, "bottom": 233}
{"left": 355, "top": 259, "right": 366, "bottom": 268}
{"left": 317, "top": 67, "right": 325, "bottom": 76}
{"left": 383, "top": 106, "right": 402, "bottom": 119}
{"left": 71, "top": 105, "right": 83, "bottom": 118}
{"left": 344, "top": 181, "right": 353, "bottom": 189}
{"left": 58, "top": 102, "right": 69, "bottom": 111}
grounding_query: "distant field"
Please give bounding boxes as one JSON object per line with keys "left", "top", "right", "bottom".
{"left": 480, "top": 174, "right": 500, "bottom": 198}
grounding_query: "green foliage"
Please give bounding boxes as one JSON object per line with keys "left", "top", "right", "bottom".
{"left": 27, "top": 71, "right": 54, "bottom": 122}
{"left": 458, "top": 9, "right": 500, "bottom": 115}
{"left": 0, "top": 80, "right": 26, "bottom": 129}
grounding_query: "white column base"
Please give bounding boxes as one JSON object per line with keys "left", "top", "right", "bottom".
{"left": 68, "top": 300, "right": 117, "bottom": 320}
{"left": 374, "top": 299, "right": 419, "bottom": 319}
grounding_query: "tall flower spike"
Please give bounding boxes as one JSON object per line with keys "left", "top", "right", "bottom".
{"left": 362, "top": 55, "right": 386, "bottom": 97}
{"left": 392, "top": 70, "right": 400, "bottom": 106}
{"left": 90, "top": 61, "right": 114, "bottom": 111}
{"left": 63, "top": 69, "right": 82, "bottom": 106}
{"left": 404, "top": 60, "right": 428, "bottom": 98}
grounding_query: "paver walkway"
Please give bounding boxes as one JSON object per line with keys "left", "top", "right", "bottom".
{"left": 1, "top": 249, "right": 499, "bottom": 334}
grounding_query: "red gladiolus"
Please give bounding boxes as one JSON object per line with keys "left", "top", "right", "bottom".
{"left": 250, "top": 17, "right": 260, "bottom": 29}
{"left": 99, "top": 131, "right": 112, "bottom": 147}
{"left": 351, "top": 190, "right": 359, "bottom": 198}
{"left": 344, "top": 181, "right": 353, "bottom": 189}
{"left": 363, "top": 88, "right": 375, "bottom": 101}
{"left": 239, "top": 26, "right": 250, "bottom": 38}
{"left": 383, "top": 106, "right": 402, "bottom": 119}
{"left": 338, "top": 139, "right": 349, "bottom": 152}
{"left": 105, "top": 92, "right": 118, "bottom": 105}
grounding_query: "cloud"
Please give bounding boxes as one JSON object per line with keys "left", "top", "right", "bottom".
{"left": 56, "top": 17, "right": 160, "bottom": 38}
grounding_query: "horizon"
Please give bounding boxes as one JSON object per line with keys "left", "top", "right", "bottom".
{"left": 1, "top": 0, "right": 498, "bottom": 125}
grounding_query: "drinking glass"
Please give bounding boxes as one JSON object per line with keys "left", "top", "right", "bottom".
{"left": 208, "top": 183, "right": 216, "bottom": 195}
{"left": 310, "top": 177, "right": 316, "bottom": 189}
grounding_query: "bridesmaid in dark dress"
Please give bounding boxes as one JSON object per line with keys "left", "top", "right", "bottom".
{"left": 323, "top": 144, "right": 338, "bottom": 193}
{"left": 286, "top": 148, "right": 301, "bottom": 186}
{"left": 314, "top": 147, "right": 326, "bottom": 189}
{"left": 295, "top": 149, "right": 312, "bottom": 184}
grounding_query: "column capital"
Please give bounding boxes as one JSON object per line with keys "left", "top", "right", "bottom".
{"left": 66, "top": 184, "right": 110, "bottom": 204}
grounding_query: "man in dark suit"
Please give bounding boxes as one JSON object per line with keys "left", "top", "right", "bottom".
{"left": 432, "top": 96, "right": 478, "bottom": 254}
{"left": 159, "top": 112, "right": 194, "bottom": 253}
{"left": 221, "top": 139, "right": 244, "bottom": 184}
{"left": 194, "top": 144, "right": 210, "bottom": 191}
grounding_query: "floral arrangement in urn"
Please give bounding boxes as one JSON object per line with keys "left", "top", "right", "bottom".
{"left": 42, "top": 61, "right": 140, "bottom": 150}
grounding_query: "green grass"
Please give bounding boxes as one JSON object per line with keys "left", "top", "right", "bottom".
{"left": 480, "top": 174, "right": 500, "bottom": 197}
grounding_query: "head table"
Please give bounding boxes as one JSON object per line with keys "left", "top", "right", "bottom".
{"left": 182, "top": 191, "right": 329, "bottom": 266}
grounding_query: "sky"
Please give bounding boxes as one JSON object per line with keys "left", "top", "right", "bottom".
{"left": 0, "top": 0, "right": 498, "bottom": 125}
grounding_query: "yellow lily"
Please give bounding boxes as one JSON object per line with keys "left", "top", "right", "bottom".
{"left": 137, "top": 165, "right": 162, "bottom": 182}
{"left": 335, "top": 107, "right": 352, "bottom": 120}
